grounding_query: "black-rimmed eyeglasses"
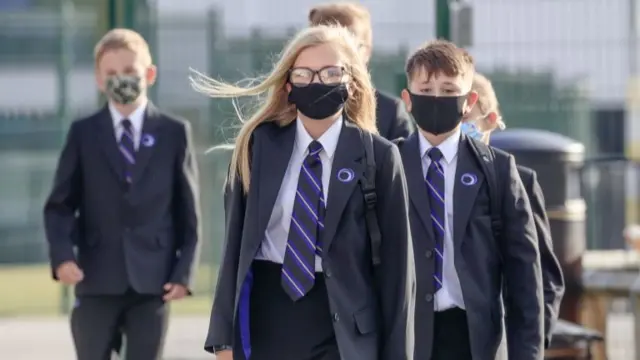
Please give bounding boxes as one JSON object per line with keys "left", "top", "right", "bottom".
{"left": 288, "top": 66, "right": 348, "bottom": 87}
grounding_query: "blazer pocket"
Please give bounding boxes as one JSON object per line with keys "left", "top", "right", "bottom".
{"left": 155, "top": 234, "right": 173, "bottom": 249}
{"left": 353, "top": 306, "right": 377, "bottom": 335}
{"left": 136, "top": 234, "right": 168, "bottom": 251}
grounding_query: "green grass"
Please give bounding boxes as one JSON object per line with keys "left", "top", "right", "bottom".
{"left": 0, "top": 263, "right": 218, "bottom": 317}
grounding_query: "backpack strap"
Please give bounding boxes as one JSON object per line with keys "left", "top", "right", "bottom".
{"left": 467, "top": 137, "right": 503, "bottom": 254}
{"left": 359, "top": 130, "right": 382, "bottom": 267}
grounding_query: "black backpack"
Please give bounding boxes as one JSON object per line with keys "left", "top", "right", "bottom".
{"left": 358, "top": 130, "right": 382, "bottom": 267}
{"left": 466, "top": 137, "right": 504, "bottom": 259}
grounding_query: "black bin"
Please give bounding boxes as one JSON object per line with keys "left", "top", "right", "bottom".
{"left": 490, "top": 129, "right": 586, "bottom": 323}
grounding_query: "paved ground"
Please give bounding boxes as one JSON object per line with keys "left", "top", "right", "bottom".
{"left": 0, "top": 316, "right": 213, "bottom": 360}
{"left": 0, "top": 313, "right": 635, "bottom": 359}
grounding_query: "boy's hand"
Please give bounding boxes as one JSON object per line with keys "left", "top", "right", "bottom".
{"left": 216, "top": 350, "right": 232, "bottom": 360}
{"left": 163, "top": 283, "right": 188, "bottom": 301}
{"left": 55, "top": 261, "right": 84, "bottom": 285}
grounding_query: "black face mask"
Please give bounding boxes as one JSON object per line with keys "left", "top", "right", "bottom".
{"left": 288, "top": 83, "right": 349, "bottom": 120}
{"left": 409, "top": 92, "right": 467, "bottom": 135}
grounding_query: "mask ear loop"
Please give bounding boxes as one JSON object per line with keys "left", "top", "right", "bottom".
{"left": 479, "top": 111, "right": 506, "bottom": 132}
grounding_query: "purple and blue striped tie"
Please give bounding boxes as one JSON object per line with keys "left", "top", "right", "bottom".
{"left": 119, "top": 119, "right": 136, "bottom": 184}
{"left": 281, "top": 140, "right": 325, "bottom": 301}
{"left": 425, "top": 147, "right": 445, "bottom": 292}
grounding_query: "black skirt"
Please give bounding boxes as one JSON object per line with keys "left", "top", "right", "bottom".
{"left": 246, "top": 260, "right": 339, "bottom": 360}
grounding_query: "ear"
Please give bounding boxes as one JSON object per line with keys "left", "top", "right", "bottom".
{"left": 146, "top": 64, "right": 158, "bottom": 86}
{"left": 401, "top": 89, "right": 412, "bottom": 112}
{"left": 95, "top": 69, "right": 106, "bottom": 93}
{"left": 487, "top": 111, "right": 498, "bottom": 126}
{"left": 464, "top": 91, "right": 479, "bottom": 112}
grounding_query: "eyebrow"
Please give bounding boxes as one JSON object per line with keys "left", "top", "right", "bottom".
{"left": 292, "top": 65, "right": 342, "bottom": 70}
{"left": 419, "top": 80, "right": 459, "bottom": 87}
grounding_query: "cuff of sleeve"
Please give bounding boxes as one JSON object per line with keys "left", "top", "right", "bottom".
{"left": 209, "top": 345, "right": 232, "bottom": 354}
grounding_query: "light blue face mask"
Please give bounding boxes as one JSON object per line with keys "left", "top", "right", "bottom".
{"left": 461, "top": 121, "right": 485, "bottom": 140}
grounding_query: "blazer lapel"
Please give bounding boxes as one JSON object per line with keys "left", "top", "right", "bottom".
{"left": 453, "top": 134, "right": 485, "bottom": 249}
{"left": 400, "top": 133, "right": 435, "bottom": 242}
{"left": 321, "top": 121, "right": 365, "bottom": 253}
{"left": 256, "top": 121, "right": 297, "bottom": 240}
{"left": 95, "top": 105, "right": 124, "bottom": 180}
{"left": 131, "top": 102, "right": 162, "bottom": 183}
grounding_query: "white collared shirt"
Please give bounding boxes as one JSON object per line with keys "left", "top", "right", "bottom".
{"left": 255, "top": 116, "right": 343, "bottom": 272}
{"left": 108, "top": 100, "right": 147, "bottom": 149}
{"left": 418, "top": 127, "right": 466, "bottom": 311}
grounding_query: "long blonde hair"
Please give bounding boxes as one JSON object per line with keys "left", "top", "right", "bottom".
{"left": 191, "top": 25, "right": 377, "bottom": 193}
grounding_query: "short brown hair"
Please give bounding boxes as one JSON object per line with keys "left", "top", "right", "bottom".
{"left": 308, "top": 2, "right": 372, "bottom": 45}
{"left": 405, "top": 39, "right": 474, "bottom": 82}
{"left": 94, "top": 28, "right": 152, "bottom": 67}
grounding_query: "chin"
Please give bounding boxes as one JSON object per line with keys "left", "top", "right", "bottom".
{"left": 299, "top": 111, "right": 342, "bottom": 123}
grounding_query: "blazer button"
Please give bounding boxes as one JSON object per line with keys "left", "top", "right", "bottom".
{"left": 425, "top": 293, "right": 434, "bottom": 302}
{"left": 425, "top": 250, "right": 433, "bottom": 258}
{"left": 332, "top": 313, "right": 340, "bottom": 322}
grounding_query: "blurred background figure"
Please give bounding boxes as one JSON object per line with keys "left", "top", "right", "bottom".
{"left": 1, "top": 0, "right": 640, "bottom": 359}
{"left": 461, "top": 72, "right": 565, "bottom": 349}
{"left": 43, "top": 27, "right": 200, "bottom": 360}
{"left": 308, "top": 2, "right": 414, "bottom": 140}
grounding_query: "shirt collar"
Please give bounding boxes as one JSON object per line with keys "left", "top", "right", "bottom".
{"left": 418, "top": 126, "right": 461, "bottom": 164}
{"left": 109, "top": 99, "right": 148, "bottom": 133}
{"left": 294, "top": 116, "right": 343, "bottom": 159}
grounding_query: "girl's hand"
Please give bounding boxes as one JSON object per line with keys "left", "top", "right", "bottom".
{"left": 216, "top": 350, "right": 233, "bottom": 360}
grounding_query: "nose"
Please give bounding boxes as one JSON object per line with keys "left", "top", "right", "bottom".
{"left": 310, "top": 73, "right": 322, "bottom": 84}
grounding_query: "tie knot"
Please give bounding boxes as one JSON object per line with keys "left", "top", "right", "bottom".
{"left": 308, "top": 140, "right": 323, "bottom": 156}
{"left": 428, "top": 147, "right": 443, "bottom": 162}
{"left": 306, "top": 141, "right": 323, "bottom": 166}
{"left": 121, "top": 119, "right": 132, "bottom": 131}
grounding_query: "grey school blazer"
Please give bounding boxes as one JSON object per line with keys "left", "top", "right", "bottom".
{"left": 205, "top": 120, "right": 416, "bottom": 360}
